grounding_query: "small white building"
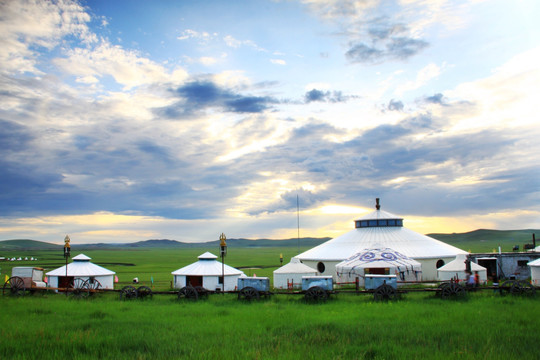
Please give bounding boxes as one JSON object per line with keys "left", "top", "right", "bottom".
{"left": 171, "top": 252, "right": 245, "bottom": 291}
{"left": 528, "top": 258, "right": 540, "bottom": 286}
{"left": 336, "top": 248, "right": 422, "bottom": 287}
{"left": 46, "top": 254, "right": 116, "bottom": 290}
{"left": 273, "top": 257, "right": 317, "bottom": 289}
{"left": 437, "top": 254, "right": 487, "bottom": 284}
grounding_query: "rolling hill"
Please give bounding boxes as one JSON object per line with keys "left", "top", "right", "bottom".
{"left": 1, "top": 229, "right": 538, "bottom": 252}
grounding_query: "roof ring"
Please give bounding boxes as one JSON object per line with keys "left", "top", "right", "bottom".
{"left": 375, "top": 198, "right": 381, "bottom": 210}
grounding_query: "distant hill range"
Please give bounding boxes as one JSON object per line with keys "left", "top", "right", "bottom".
{"left": 0, "top": 229, "right": 538, "bottom": 251}
{"left": 0, "top": 237, "right": 331, "bottom": 251}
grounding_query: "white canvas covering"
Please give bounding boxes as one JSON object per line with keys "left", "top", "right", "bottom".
{"left": 528, "top": 258, "right": 540, "bottom": 286}
{"left": 273, "top": 257, "right": 317, "bottom": 289}
{"left": 437, "top": 254, "right": 487, "bottom": 284}
{"left": 171, "top": 252, "right": 245, "bottom": 291}
{"left": 336, "top": 248, "right": 422, "bottom": 286}
{"left": 46, "top": 254, "right": 115, "bottom": 290}
{"left": 296, "top": 207, "right": 467, "bottom": 281}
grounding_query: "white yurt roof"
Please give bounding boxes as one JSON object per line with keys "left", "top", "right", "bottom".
{"left": 437, "top": 254, "right": 486, "bottom": 272}
{"left": 296, "top": 201, "right": 467, "bottom": 262}
{"left": 336, "top": 248, "right": 421, "bottom": 273}
{"left": 273, "top": 257, "right": 317, "bottom": 274}
{"left": 46, "top": 254, "right": 115, "bottom": 276}
{"left": 171, "top": 252, "right": 244, "bottom": 276}
{"left": 528, "top": 258, "right": 540, "bottom": 267}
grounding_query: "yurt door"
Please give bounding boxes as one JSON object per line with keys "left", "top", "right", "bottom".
{"left": 186, "top": 276, "right": 202, "bottom": 287}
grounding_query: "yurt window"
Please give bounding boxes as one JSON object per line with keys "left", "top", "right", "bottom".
{"left": 317, "top": 262, "right": 326, "bottom": 273}
{"left": 365, "top": 268, "right": 389, "bottom": 275}
{"left": 436, "top": 259, "right": 445, "bottom": 268}
{"left": 355, "top": 219, "right": 403, "bottom": 228}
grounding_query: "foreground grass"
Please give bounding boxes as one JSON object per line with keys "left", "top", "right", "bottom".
{"left": 1, "top": 291, "right": 539, "bottom": 359}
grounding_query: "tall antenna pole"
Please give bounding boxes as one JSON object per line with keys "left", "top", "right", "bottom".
{"left": 297, "top": 194, "right": 300, "bottom": 254}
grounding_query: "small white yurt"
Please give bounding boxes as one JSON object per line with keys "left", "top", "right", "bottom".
{"left": 171, "top": 252, "right": 245, "bottom": 291}
{"left": 437, "top": 254, "right": 487, "bottom": 284}
{"left": 46, "top": 254, "right": 115, "bottom": 290}
{"left": 273, "top": 257, "right": 317, "bottom": 289}
{"left": 336, "top": 248, "right": 422, "bottom": 287}
{"left": 528, "top": 258, "right": 540, "bottom": 286}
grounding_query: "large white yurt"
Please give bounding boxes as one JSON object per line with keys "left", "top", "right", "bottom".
{"left": 171, "top": 252, "right": 245, "bottom": 291}
{"left": 437, "top": 254, "right": 487, "bottom": 284}
{"left": 46, "top": 254, "right": 115, "bottom": 290}
{"left": 273, "top": 257, "right": 317, "bottom": 289}
{"left": 296, "top": 199, "right": 468, "bottom": 281}
{"left": 336, "top": 248, "right": 422, "bottom": 287}
{"left": 528, "top": 258, "right": 540, "bottom": 286}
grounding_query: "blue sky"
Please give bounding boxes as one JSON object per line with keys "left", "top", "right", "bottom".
{"left": 1, "top": 0, "right": 539, "bottom": 244}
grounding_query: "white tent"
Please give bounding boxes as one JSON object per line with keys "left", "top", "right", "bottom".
{"left": 273, "top": 257, "right": 317, "bottom": 289}
{"left": 336, "top": 248, "right": 422, "bottom": 287}
{"left": 296, "top": 200, "right": 467, "bottom": 281}
{"left": 437, "top": 254, "right": 487, "bottom": 284}
{"left": 528, "top": 258, "right": 540, "bottom": 286}
{"left": 171, "top": 252, "right": 245, "bottom": 291}
{"left": 46, "top": 254, "right": 115, "bottom": 290}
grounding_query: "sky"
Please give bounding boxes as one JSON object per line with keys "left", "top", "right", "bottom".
{"left": 0, "top": 0, "right": 539, "bottom": 245}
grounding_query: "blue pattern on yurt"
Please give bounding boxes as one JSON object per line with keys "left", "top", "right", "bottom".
{"left": 336, "top": 248, "right": 422, "bottom": 282}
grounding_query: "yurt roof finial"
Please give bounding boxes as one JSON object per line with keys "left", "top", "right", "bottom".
{"left": 376, "top": 198, "right": 381, "bottom": 210}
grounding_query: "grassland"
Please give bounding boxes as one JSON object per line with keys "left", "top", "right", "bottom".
{"left": 1, "top": 290, "right": 539, "bottom": 359}
{"left": 1, "top": 244, "right": 540, "bottom": 359}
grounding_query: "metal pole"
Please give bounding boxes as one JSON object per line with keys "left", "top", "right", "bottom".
{"left": 64, "top": 235, "right": 70, "bottom": 296}
{"left": 297, "top": 194, "right": 300, "bottom": 255}
{"left": 219, "top": 233, "right": 227, "bottom": 295}
{"left": 65, "top": 254, "right": 68, "bottom": 297}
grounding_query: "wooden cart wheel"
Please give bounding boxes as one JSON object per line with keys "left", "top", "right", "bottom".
{"left": 518, "top": 280, "right": 536, "bottom": 296}
{"left": 374, "top": 284, "right": 397, "bottom": 301}
{"left": 194, "top": 286, "right": 208, "bottom": 299}
{"left": 71, "top": 278, "right": 90, "bottom": 298}
{"left": 3, "top": 276, "right": 26, "bottom": 296}
{"left": 304, "top": 286, "right": 328, "bottom": 302}
{"left": 120, "top": 285, "right": 138, "bottom": 300}
{"left": 136, "top": 286, "right": 153, "bottom": 299}
{"left": 238, "top": 286, "right": 260, "bottom": 301}
{"left": 452, "top": 283, "right": 466, "bottom": 297}
{"left": 441, "top": 283, "right": 465, "bottom": 299}
{"left": 85, "top": 279, "right": 101, "bottom": 296}
{"left": 501, "top": 280, "right": 520, "bottom": 295}
{"left": 178, "top": 286, "right": 198, "bottom": 301}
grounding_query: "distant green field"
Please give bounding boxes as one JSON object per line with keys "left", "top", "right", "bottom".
{"left": 429, "top": 229, "right": 539, "bottom": 253}
{"left": 1, "top": 229, "right": 539, "bottom": 290}
{"left": 0, "top": 247, "right": 307, "bottom": 290}
{"left": 1, "top": 291, "right": 539, "bottom": 359}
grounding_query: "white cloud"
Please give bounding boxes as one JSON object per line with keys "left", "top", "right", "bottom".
{"left": 395, "top": 63, "right": 441, "bottom": 96}
{"left": 0, "top": 0, "right": 92, "bottom": 74}
{"left": 270, "top": 59, "right": 286, "bottom": 65}
{"left": 55, "top": 42, "right": 188, "bottom": 90}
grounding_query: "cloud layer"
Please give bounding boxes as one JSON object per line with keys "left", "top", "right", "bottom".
{"left": 0, "top": 0, "right": 539, "bottom": 243}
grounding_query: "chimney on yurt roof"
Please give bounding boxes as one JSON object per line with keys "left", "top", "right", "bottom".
{"left": 354, "top": 198, "right": 404, "bottom": 229}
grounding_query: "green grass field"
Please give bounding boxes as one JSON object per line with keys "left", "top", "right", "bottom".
{"left": 1, "top": 291, "right": 539, "bottom": 359}
{"left": 1, "top": 245, "right": 540, "bottom": 359}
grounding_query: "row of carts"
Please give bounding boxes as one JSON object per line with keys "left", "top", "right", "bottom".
{"left": 2, "top": 267, "right": 537, "bottom": 301}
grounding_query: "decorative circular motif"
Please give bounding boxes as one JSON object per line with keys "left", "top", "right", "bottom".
{"left": 381, "top": 252, "right": 397, "bottom": 261}
{"left": 360, "top": 252, "right": 376, "bottom": 261}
